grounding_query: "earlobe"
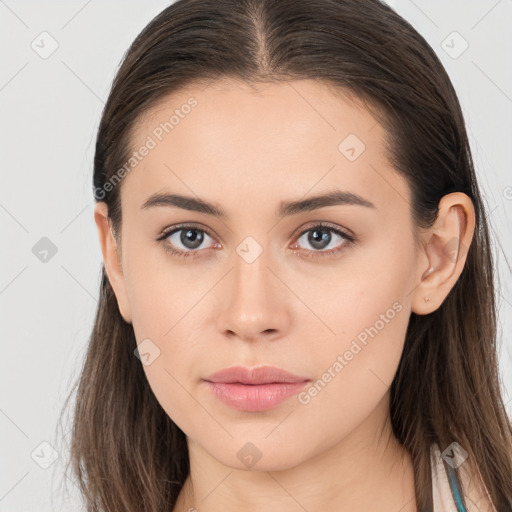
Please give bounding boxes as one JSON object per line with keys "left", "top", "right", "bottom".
{"left": 93, "top": 202, "right": 133, "bottom": 324}
{"left": 412, "top": 193, "right": 475, "bottom": 315}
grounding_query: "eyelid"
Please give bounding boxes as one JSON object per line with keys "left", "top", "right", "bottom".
{"left": 157, "top": 222, "right": 216, "bottom": 240}
{"left": 291, "top": 220, "right": 355, "bottom": 241}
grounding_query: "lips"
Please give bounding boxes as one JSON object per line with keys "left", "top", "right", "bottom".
{"left": 203, "top": 365, "right": 310, "bottom": 385}
{"left": 202, "top": 365, "right": 311, "bottom": 412}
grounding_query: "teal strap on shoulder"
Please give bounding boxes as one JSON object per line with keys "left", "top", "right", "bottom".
{"left": 446, "top": 464, "right": 467, "bottom": 512}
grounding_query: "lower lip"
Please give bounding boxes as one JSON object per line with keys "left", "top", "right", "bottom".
{"left": 204, "top": 381, "right": 309, "bottom": 412}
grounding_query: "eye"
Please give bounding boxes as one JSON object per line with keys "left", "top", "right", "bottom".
{"left": 157, "top": 222, "right": 356, "bottom": 260}
{"left": 156, "top": 224, "right": 218, "bottom": 259}
{"left": 290, "top": 222, "right": 356, "bottom": 259}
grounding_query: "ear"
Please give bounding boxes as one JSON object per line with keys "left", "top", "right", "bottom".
{"left": 411, "top": 192, "right": 476, "bottom": 315}
{"left": 94, "top": 202, "right": 132, "bottom": 324}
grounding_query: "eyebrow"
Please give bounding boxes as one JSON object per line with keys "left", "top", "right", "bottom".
{"left": 140, "top": 189, "right": 376, "bottom": 218}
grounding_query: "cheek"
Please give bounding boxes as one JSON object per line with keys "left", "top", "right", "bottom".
{"left": 124, "top": 258, "right": 211, "bottom": 428}
{"left": 319, "top": 242, "right": 413, "bottom": 349}
{"left": 125, "top": 246, "right": 194, "bottom": 341}
{"left": 288, "top": 294, "right": 409, "bottom": 459}
{"left": 300, "top": 240, "right": 414, "bottom": 424}
{"left": 313, "top": 288, "right": 409, "bottom": 408}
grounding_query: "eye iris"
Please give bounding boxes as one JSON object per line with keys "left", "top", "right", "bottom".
{"left": 308, "top": 228, "right": 331, "bottom": 250}
{"left": 181, "top": 228, "right": 204, "bottom": 249}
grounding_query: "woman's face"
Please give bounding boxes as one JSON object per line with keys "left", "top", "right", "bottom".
{"left": 101, "top": 79, "right": 428, "bottom": 470}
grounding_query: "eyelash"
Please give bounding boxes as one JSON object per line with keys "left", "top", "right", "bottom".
{"left": 156, "top": 222, "right": 356, "bottom": 260}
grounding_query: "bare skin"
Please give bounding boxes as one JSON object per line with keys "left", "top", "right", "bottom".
{"left": 94, "top": 78, "right": 475, "bottom": 512}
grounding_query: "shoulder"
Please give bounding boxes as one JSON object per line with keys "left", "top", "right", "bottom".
{"left": 430, "top": 443, "right": 497, "bottom": 512}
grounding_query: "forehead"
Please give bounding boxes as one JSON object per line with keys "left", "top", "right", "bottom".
{"left": 122, "top": 78, "right": 410, "bottom": 219}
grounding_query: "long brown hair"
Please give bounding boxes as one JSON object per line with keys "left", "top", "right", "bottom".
{"left": 58, "top": 0, "right": 512, "bottom": 510}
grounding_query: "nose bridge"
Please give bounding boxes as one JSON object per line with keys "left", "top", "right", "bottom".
{"left": 231, "top": 234, "right": 273, "bottom": 302}
{"left": 216, "top": 232, "right": 290, "bottom": 339}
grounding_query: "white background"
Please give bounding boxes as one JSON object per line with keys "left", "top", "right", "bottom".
{"left": 1, "top": 1, "right": 511, "bottom": 510}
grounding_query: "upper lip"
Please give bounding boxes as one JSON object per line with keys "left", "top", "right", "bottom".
{"left": 204, "top": 365, "right": 310, "bottom": 385}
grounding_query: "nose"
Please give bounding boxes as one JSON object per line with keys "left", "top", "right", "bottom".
{"left": 215, "top": 243, "right": 291, "bottom": 343}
